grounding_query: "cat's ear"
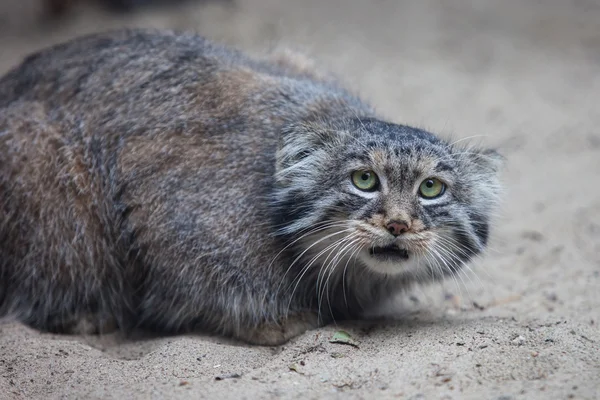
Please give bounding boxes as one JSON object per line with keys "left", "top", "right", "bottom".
{"left": 275, "top": 122, "right": 338, "bottom": 173}
{"left": 467, "top": 148, "right": 505, "bottom": 174}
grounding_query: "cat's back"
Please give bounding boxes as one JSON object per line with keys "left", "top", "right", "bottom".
{"left": 0, "top": 30, "right": 273, "bottom": 133}
{"left": 0, "top": 29, "right": 362, "bottom": 137}
{"left": 1, "top": 29, "right": 249, "bottom": 106}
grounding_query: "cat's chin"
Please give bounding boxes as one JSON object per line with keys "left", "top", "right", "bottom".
{"left": 358, "top": 247, "right": 423, "bottom": 276}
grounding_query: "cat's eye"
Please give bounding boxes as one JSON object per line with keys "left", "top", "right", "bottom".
{"left": 419, "top": 178, "right": 445, "bottom": 199}
{"left": 351, "top": 170, "right": 379, "bottom": 191}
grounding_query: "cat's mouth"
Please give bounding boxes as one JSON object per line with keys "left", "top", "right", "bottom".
{"left": 368, "top": 244, "right": 409, "bottom": 261}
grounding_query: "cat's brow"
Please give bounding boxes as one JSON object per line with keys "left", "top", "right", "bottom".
{"left": 434, "top": 162, "right": 454, "bottom": 172}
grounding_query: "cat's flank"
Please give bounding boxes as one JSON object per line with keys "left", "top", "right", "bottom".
{"left": 0, "top": 30, "right": 502, "bottom": 345}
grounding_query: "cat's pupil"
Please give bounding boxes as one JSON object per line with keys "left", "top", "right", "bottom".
{"left": 426, "top": 180, "right": 434, "bottom": 188}
{"left": 361, "top": 173, "right": 370, "bottom": 181}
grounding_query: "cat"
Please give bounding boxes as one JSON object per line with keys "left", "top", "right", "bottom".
{"left": 0, "top": 29, "right": 503, "bottom": 345}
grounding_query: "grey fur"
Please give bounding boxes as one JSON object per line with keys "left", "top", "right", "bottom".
{"left": 0, "top": 29, "right": 502, "bottom": 344}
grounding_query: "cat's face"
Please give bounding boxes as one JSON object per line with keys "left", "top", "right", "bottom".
{"left": 274, "top": 119, "right": 502, "bottom": 281}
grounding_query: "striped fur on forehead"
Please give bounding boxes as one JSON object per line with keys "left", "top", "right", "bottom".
{"left": 349, "top": 119, "right": 452, "bottom": 155}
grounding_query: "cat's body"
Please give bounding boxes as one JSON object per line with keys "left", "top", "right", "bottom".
{"left": 0, "top": 30, "right": 502, "bottom": 344}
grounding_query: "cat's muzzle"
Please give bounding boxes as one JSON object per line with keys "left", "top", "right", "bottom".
{"left": 368, "top": 244, "right": 410, "bottom": 261}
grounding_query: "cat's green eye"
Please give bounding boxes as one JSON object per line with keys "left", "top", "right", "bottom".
{"left": 419, "top": 178, "right": 445, "bottom": 199}
{"left": 351, "top": 170, "right": 379, "bottom": 191}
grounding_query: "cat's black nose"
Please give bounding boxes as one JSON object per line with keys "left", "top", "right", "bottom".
{"left": 387, "top": 220, "right": 409, "bottom": 236}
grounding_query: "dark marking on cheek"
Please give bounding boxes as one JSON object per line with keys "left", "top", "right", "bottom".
{"left": 330, "top": 199, "right": 347, "bottom": 211}
{"left": 354, "top": 198, "right": 381, "bottom": 220}
{"left": 468, "top": 212, "right": 490, "bottom": 246}
{"left": 323, "top": 198, "right": 352, "bottom": 220}
{"left": 340, "top": 192, "right": 371, "bottom": 214}
{"left": 429, "top": 210, "right": 451, "bottom": 219}
{"left": 422, "top": 201, "right": 451, "bottom": 210}
{"left": 451, "top": 227, "right": 480, "bottom": 259}
{"left": 414, "top": 208, "right": 431, "bottom": 226}
{"left": 475, "top": 223, "right": 490, "bottom": 246}
{"left": 270, "top": 190, "right": 313, "bottom": 231}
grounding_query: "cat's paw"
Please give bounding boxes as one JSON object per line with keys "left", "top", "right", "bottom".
{"left": 239, "top": 311, "right": 319, "bottom": 346}
{"left": 61, "top": 314, "right": 118, "bottom": 335}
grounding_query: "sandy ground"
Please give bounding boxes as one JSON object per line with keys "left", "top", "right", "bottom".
{"left": 1, "top": 0, "right": 599, "bottom": 399}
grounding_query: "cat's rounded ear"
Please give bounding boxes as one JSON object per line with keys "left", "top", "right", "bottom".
{"left": 469, "top": 148, "right": 505, "bottom": 174}
{"left": 275, "top": 122, "right": 339, "bottom": 173}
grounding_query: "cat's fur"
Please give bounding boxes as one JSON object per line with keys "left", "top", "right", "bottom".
{"left": 0, "top": 29, "right": 502, "bottom": 345}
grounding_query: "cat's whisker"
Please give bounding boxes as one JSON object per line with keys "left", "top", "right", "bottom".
{"left": 447, "top": 135, "right": 490, "bottom": 147}
{"left": 274, "top": 224, "right": 353, "bottom": 298}
{"left": 315, "top": 234, "right": 360, "bottom": 317}
{"left": 285, "top": 231, "right": 356, "bottom": 316}
{"left": 342, "top": 242, "right": 366, "bottom": 310}
{"left": 264, "top": 223, "right": 346, "bottom": 308}
{"left": 433, "top": 240, "right": 478, "bottom": 291}
{"left": 427, "top": 247, "right": 448, "bottom": 284}
{"left": 315, "top": 233, "right": 355, "bottom": 302}
{"left": 419, "top": 245, "right": 444, "bottom": 285}
{"left": 434, "top": 243, "right": 477, "bottom": 303}
{"left": 319, "top": 236, "right": 362, "bottom": 322}
{"left": 437, "top": 235, "right": 493, "bottom": 285}
{"left": 288, "top": 232, "right": 353, "bottom": 297}
{"left": 434, "top": 234, "right": 476, "bottom": 261}
{"left": 427, "top": 244, "right": 466, "bottom": 301}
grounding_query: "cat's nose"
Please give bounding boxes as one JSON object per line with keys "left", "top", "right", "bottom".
{"left": 386, "top": 220, "right": 409, "bottom": 236}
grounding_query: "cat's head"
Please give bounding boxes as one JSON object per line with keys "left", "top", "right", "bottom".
{"left": 272, "top": 118, "right": 503, "bottom": 281}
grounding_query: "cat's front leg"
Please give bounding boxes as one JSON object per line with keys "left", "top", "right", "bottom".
{"left": 236, "top": 311, "right": 320, "bottom": 346}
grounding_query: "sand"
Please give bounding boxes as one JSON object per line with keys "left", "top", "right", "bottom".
{"left": 0, "top": 1, "right": 599, "bottom": 399}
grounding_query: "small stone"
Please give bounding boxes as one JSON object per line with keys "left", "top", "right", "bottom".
{"left": 521, "top": 230, "right": 544, "bottom": 241}
{"left": 545, "top": 293, "right": 558, "bottom": 302}
{"left": 511, "top": 335, "right": 525, "bottom": 346}
{"left": 588, "top": 134, "right": 600, "bottom": 148}
{"left": 215, "top": 373, "right": 241, "bottom": 381}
